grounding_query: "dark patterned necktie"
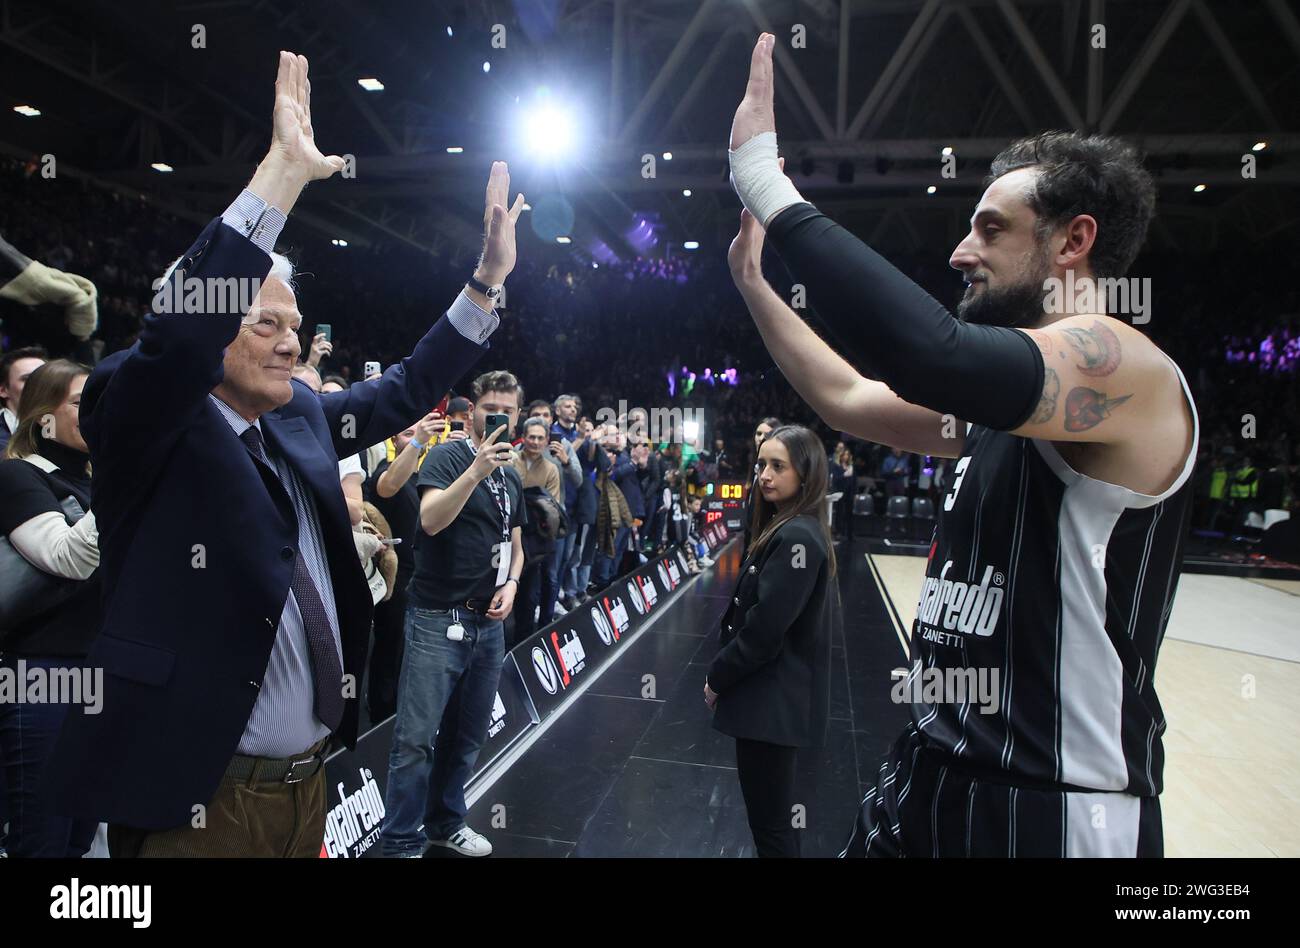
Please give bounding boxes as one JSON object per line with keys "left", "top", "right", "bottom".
{"left": 239, "top": 425, "right": 344, "bottom": 731}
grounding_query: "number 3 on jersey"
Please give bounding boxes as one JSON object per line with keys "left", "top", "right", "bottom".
{"left": 943, "top": 456, "right": 971, "bottom": 512}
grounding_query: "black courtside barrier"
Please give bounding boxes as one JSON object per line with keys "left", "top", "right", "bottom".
{"left": 320, "top": 526, "right": 731, "bottom": 857}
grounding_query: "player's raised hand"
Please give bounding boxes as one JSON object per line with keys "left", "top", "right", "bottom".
{"left": 477, "top": 161, "right": 526, "bottom": 285}
{"left": 730, "top": 33, "right": 777, "bottom": 151}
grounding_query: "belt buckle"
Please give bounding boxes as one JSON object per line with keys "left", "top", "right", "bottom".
{"left": 284, "top": 753, "right": 321, "bottom": 784}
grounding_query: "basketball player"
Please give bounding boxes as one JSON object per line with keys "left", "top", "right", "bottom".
{"left": 727, "top": 34, "right": 1197, "bottom": 857}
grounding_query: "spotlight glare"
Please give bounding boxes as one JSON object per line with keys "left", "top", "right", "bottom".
{"left": 522, "top": 202, "right": 532, "bottom": 211}
{"left": 482, "top": 61, "right": 491, "bottom": 73}
{"left": 151, "top": 162, "right": 174, "bottom": 173}
{"left": 556, "top": 236, "right": 572, "bottom": 244}
{"left": 446, "top": 26, "right": 453, "bottom": 37}
{"left": 331, "top": 239, "right": 349, "bottom": 247}
{"left": 13, "top": 105, "right": 41, "bottom": 117}
{"left": 683, "top": 240, "right": 699, "bottom": 250}
{"left": 357, "top": 77, "right": 384, "bottom": 92}
{"left": 682, "top": 189, "right": 692, "bottom": 197}
{"left": 1194, "top": 184, "right": 1207, "bottom": 192}
{"left": 446, "top": 146, "right": 464, "bottom": 154}
{"left": 926, "top": 185, "right": 937, "bottom": 194}
{"left": 941, "top": 146, "right": 953, "bottom": 156}
{"left": 662, "top": 151, "right": 673, "bottom": 160}
{"left": 1252, "top": 141, "right": 1267, "bottom": 152}
{"left": 524, "top": 103, "right": 579, "bottom": 158}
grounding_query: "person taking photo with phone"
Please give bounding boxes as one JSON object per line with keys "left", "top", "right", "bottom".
{"left": 380, "top": 370, "right": 527, "bottom": 858}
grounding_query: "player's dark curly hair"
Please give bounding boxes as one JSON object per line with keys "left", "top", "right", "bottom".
{"left": 987, "top": 131, "right": 1156, "bottom": 279}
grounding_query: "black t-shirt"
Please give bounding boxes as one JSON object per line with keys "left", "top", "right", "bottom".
{"left": 366, "top": 457, "right": 421, "bottom": 586}
{"left": 0, "top": 455, "right": 102, "bottom": 657}
{"left": 408, "top": 439, "right": 527, "bottom": 607}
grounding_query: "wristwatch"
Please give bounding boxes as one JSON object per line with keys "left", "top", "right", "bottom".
{"left": 467, "top": 274, "right": 503, "bottom": 302}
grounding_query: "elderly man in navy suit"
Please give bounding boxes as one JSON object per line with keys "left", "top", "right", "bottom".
{"left": 46, "top": 51, "right": 526, "bottom": 857}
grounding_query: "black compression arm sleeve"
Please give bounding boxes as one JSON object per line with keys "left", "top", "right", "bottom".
{"left": 765, "top": 203, "right": 1045, "bottom": 431}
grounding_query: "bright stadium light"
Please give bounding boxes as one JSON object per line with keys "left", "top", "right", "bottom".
{"left": 683, "top": 240, "right": 699, "bottom": 250}
{"left": 14, "top": 105, "right": 41, "bottom": 117}
{"left": 941, "top": 146, "right": 953, "bottom": 156}
{"left": 682, "top": 419, "right": 699, "bottom": 443}
{"left": 556, "top": 236, "right": 572, "bottom": 244}
{"left": 1252, "top": 141, "right": 1267, "bottom": 151}
{"left": 482, "top": 61, "right": 491, "bottom": 73}
{"left": 331, "top": 239, "right": 349, "bottom": 247}
{"left": 446, "top": 146, "right": 464, "bottom": 154}
{"left": 523, "top": 101, "right": 580, "bottom": 159}
{"left": 1194, "top": 184, "right": 1206, "bottom": 192}
{"left": 357, "top": 77, "right": 384, "bottom": 92}
{"left": 151, "top": 162, "right": 174, "bottom": 173}
{"left": 926, "top": 185, "right": 937, "bottom": 194}
{"left": 522, "top": 202, "right": 532, "bottom": 211}
{"left": 682, "top": 189, "right": 692, "bottom": 197}
{"left": 662, "top": 151, "right": 673, "bottom": 160}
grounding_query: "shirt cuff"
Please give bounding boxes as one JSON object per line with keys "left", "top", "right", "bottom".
{"left": 446, "top": 289, "right": 499, "bottom": 345}
{"left": 220, "top": 189, "right": 288, "bottom": 256}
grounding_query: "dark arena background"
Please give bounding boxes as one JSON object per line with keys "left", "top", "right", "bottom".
{"left": 0, "top": 0, "right": 1295, "bottom": 925}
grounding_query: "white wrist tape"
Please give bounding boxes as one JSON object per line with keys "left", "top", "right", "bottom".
{"left": 728, "top": 131, "right": 805, "bottom": 227}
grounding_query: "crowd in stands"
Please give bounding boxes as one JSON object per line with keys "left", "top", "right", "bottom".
{"left": 4, "top": 153, "right": 1296, "bottom": 528}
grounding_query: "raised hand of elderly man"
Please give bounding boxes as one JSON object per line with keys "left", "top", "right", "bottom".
{"left": 465, "top": 162, "right": 526, "bottom": 312}
{"left": 247, "top": 51, "right": 346, "bottom": 216}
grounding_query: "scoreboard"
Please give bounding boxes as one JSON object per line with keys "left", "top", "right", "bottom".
{"left": 704, "top": 481, "right": 747, "bottom": 532}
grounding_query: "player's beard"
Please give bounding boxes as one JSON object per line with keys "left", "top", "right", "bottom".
{"left": 957, "top": 243, "right": 1053, "bottom": 329}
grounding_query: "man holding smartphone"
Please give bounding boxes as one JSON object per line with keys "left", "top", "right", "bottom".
{"left": 381, "top": 369, "right": 527, "bottom": 858}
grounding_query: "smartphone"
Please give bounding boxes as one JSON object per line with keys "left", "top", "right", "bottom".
{"left": 364, "top": 361, "right": 381, "bottom": 377}
{"left": 548, "top": 432, "right": 563, "bottom": 444}
{"left": 484, "top": 413, "right": 510, "bottom": 443}
{"left": 315, "top": 323, "right": 332, "bottom": 342}
{"left": 449, "top": 420, "right": 465, "bottom": 433}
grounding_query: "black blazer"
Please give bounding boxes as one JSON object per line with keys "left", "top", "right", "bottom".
{"left": 708, "top": 513, "right": 833, "bottom": 748}
{"left": 45, "top": 215, "right": 490, "bottom": 830}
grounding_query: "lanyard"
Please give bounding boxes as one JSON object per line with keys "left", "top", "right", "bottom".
{"left": 464, "top": 438, "right": 512, "bottom": 542}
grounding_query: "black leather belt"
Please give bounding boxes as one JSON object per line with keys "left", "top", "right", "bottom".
{"left": 461, "top": 598, "right": 494, "bottom": 615}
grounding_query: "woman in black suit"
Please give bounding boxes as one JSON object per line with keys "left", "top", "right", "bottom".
{"left": 704, "top": 424, "right": 837, "bottom": 857}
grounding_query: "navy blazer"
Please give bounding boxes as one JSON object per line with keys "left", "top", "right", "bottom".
{"left": 47, "top": 216, "right": 490, "bottom": 830}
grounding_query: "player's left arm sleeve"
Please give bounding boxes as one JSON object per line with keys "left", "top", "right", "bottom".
{"left": 764, "top": 202, "right": 1044, "bottom": 431}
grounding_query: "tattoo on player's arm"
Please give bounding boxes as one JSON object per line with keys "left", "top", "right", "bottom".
{"left": 1061, "top": 320, "right": 1122, "bottom": 377}
{"left": 1064, "top": 387, "right": 1132, "bottom": 432}
{"left": 1032, "top": 367, "right": 1060, "bottom": 424}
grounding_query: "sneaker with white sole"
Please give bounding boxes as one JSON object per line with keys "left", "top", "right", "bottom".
{"left": 430, "top": 826, "right": 493, "bottom": 857}
{"left": 552, "top": 601, "right": 569, "bottom": 617}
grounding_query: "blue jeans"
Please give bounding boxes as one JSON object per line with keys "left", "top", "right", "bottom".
{"left": 551, "top": 530, "right": 578, "bottom": 600}
{"left": 592, "top": 525, "right": 630, "bottom": 587}
{"left": 0, "top": 655, "right": 98, "bottom": 857}
{"left": 380, "top": 606, "right": 505, "bottom": 856}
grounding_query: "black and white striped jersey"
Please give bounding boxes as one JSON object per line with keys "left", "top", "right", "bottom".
{"left": 907, "top": 360, "right": 1199, "bottom": 796}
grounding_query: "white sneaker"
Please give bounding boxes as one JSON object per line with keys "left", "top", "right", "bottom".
{"left": 552, "top": 600, "right": 569, "bottom": 617}
{"left": 430, "top": 826, "right": 493, "bottom": 857}
{"left": 699, "top": 556, "right": 715, "bottom": 567}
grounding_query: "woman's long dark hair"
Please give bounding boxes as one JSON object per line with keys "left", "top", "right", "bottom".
{"left": 3, "top": 358, "right": 91, "bottom": 469}
{"left": 746, "top": 425, "right": 837, "bottom": 578}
